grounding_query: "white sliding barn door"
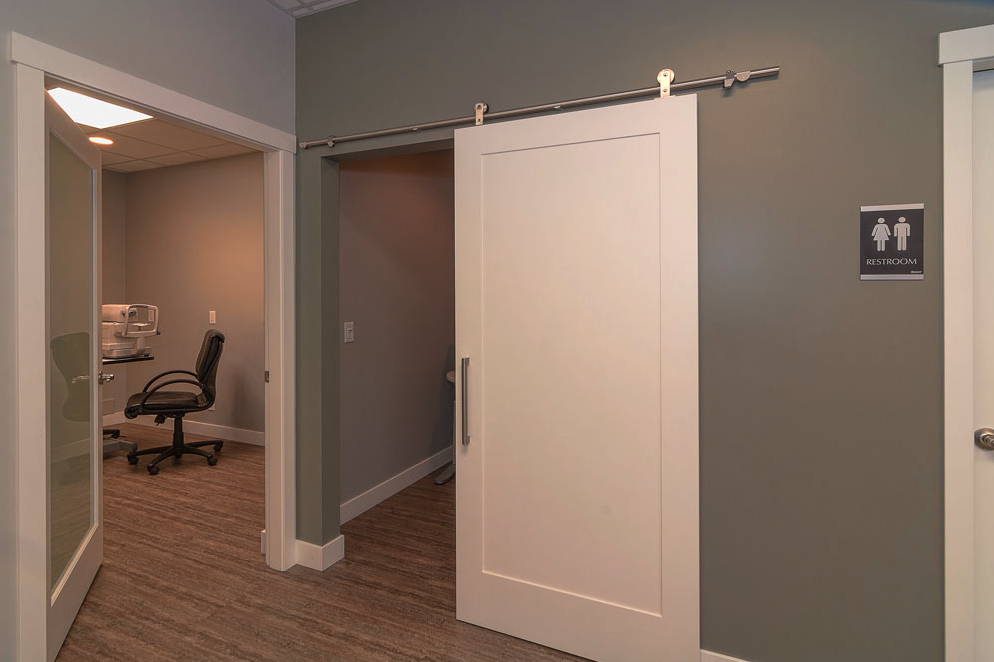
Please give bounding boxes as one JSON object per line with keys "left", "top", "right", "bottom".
{"left": 454, "top": 95, "right": 699, "bottom": 662}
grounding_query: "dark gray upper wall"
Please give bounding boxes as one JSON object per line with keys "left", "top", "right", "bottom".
{"left": 296, "top": 2, "right": 994, "bottom": 661}
{"left": 4, "top": 0, "right": 295, "bottom": 132}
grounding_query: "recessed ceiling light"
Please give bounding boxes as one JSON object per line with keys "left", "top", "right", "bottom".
{"left": 48, "top": 88, "right": 152, "bottom": 129}
{"left": 88, "top": 136, "right": 114, "bottom": 146}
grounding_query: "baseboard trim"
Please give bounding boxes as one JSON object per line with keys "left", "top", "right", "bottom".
{"left": 295, "top": 535, "right": 345, "bottom": 571}
{"left": 103, "top": 413, "right": 265, "bottom": 446}
{"left": 102, "top": 412, "right": 126, "bottom": 426}
{"left": 340, "top": 446, "right": 453, "bottom": 524}
{"left": 181, "top": 419, "right": 265, "bottom": 446}
{"left": 701, "top": 650, "right": 752, "bottom": 662}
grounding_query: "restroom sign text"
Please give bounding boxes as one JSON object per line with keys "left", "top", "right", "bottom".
{"left": 859, "top": 203, "right": 924, "bottom": 281}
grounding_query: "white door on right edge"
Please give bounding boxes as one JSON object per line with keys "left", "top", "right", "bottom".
{"left": 455, "top": 95, "right": 700, "bottom": 662}
{"left": 973, "top": 68, "right": 994, "bottom": 661}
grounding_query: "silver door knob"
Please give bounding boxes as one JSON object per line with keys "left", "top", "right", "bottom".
{"left": 976, "top": 428, "right": 994, "bottom": 451}
{"left": 98, "top": 372, "right": 115, "bottom": 385}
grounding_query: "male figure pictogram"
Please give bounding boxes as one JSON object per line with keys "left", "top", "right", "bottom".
{"left": 893, "top": 216, "right": 911, "bottom": 251}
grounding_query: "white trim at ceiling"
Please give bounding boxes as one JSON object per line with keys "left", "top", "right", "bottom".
{"left": 7, "top": 32, "right": 296, "bottom": 153}
{"left": 264, "top": 0, "right": 362, "bottom": 19}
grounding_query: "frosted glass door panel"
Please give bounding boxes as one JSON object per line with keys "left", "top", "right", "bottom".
{"left": 47, "top": 133, "right": 95, "bottom": 590}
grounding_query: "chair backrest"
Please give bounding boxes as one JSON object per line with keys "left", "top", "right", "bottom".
{"left": 50, "top": 331, "right": 90, "bottom": 422}
{"left": 195, "top": 329, "right": 225, "bottom": 401}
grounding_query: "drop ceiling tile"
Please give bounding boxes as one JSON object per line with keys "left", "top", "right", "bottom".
{"left": 111, "top": 119, "right": 229, "bottom": 151}
{"left": 147, "top": 152, "right": 208, "bottom": 167}
{"left": 98, "top": 151, "right": 132, "bottom": 165}
{"left": 107, "top": 160, "right": 160, "bottom": 172}
{"left": 97, "top": 132, "right": 175, "bottom": 159}
{"left": 190, "top": 144, "right": 256, "bottom": 159}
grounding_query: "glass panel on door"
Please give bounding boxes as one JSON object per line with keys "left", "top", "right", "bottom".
{"left": 47, "top": 132, "right": 95, "bottom": 592}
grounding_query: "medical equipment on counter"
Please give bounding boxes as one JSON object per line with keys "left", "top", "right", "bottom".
{"left": 102, "top": 304, "right": 159, "bottom": 358}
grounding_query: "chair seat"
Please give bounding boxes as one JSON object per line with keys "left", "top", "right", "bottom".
{"left": 125, "top": 390, "right": 207, "bottom": 418}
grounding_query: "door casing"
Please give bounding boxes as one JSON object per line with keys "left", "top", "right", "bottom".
{"left": 939, "top": 22, "right": 994, "bottom": 662}
{"left": 11, "top": 32, "right": 298, "bottom": 661}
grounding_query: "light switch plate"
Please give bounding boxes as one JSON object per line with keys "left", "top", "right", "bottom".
{"left": 344, "top": 321, "right": 355, "bottom": 343}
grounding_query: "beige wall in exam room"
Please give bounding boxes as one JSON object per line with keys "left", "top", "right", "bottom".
{"left": 101, "top": 170, "right": 130, "bottom": 414}
{"left": 100, "top": 153, "right": 265, "bottom": 433}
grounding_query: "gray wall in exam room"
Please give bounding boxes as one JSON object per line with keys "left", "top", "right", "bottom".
{"left": 295, "top": 1, "right": 994, "bottom": 661}
{"left": 338, "top": 150, "right": 456, "bottom": 504}
{"left": 0, "top": 2, "right": 293, "bottom": 657}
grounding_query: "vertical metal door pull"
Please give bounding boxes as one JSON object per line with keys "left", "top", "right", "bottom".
{"left": 461, "top": 357, "right": 470, "bottom": 446}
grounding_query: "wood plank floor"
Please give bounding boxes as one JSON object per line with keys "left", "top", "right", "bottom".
{"left": 57, "top": 423, "right": 586, "bottom": 661}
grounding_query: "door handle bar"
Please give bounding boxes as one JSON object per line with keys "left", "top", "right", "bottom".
{"left": 461, "top": 357, "right": 470, "bottom": 446}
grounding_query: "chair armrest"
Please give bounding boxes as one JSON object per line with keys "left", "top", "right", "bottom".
{"left": 139, "top": 378, "right": 209, "bottom": 409}
{"left": 142, "top": 369, "right": 198, "bottom": 392}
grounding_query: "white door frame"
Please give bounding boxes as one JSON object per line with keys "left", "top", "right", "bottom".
{"left": 940, "top": 23, "right": 994, "bottom": 662}
{"left": 11, "top": 32, "right": 297, "bottom": 660}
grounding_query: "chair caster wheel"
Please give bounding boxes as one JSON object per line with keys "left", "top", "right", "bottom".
{"left": 127, "top": 455, "right": 139, "bottom": 465}
{"left": 207, "top": 456, "right": 218, "bottom": 466}
{"left": 213, "top": 443, "right": 223, "bottom": 452}
{"left": 147, "top": 465, "right": 159, "bottom": 475}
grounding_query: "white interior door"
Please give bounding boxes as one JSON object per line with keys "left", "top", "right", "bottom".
{"left": 973, "top": 68, "right": 994, "bottom": 661}
{"left": 454, "top": 95, "right": 699, "bottom": 662}
{"left": 42, "top": 91, "right": 104, "bottom": 659}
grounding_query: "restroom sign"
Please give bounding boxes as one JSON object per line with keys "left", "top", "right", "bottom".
{"left": 859, "top": 204, "right": 924, "bottom": 280}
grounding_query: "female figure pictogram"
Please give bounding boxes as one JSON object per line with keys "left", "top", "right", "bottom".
{"left": 871, "top": 217, "right": 891, "bottom": 251}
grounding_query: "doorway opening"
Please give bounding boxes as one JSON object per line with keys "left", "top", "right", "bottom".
{"left": 335, "top": 148, "right": 456, "bottom": 523}
{"left": 13, "top": 33, "right": 296, "bottom": 661}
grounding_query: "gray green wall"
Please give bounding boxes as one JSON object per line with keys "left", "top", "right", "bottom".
{"left": 295, "top": 2, "right": 994, "bottom": 661}
{"left": 0, "top": 2, "right": 293, "bottom": 658}
{"left": 339, "top": 150, "right": 455, "bottom": 503}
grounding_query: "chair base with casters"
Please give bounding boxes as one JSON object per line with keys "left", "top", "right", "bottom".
{"left": 126, "top": 415, "right": 223, "bottom": 475}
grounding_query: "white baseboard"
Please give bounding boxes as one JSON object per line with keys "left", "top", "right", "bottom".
{"left": 295, "top": 535, "right": 345, "bottom": 571}
{"left": 181, "top": 419, "right": 265, "bottom": 446}
{"left": 340, "top": 446, "right": 453, "bottom": 524}
{"left": 103, "top": 412, "right": 126, "bottom": 426}
{"left": 701, "top": 651, "right": 751, "bottom": 662}
{"left": 103, "top": 413, "right": 265, "bottom": 446}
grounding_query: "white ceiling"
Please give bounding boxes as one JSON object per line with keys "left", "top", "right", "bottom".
{"left": 83, "top": 119, "right": 256, "bottom": 173}
{"left": 263, "top": 0, "right": 360, "bottom": 18}
{"left": 47, "top": 81, "right": 260, "bottom": 173}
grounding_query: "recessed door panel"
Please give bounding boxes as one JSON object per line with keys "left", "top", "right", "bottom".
{"left": 456, "top": 96, "right": 699, "bottom": 662}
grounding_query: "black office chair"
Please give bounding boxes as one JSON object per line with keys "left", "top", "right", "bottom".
{"left": 125, "top": 330, "right": 225, "bottom": 475}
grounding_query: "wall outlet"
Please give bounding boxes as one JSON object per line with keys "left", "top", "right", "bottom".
{"left": 344, "top": 321, "right": 355, "bottom": 343}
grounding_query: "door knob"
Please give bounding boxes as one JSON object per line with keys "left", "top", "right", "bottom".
{"left": 976, "top": 428, "right": 994, "bottom": 451}
{"left": 98, "top": 371, "right": 115, "bottom": 385}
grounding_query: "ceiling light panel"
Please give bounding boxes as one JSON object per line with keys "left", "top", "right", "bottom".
{"left": 48, "top": 88, "right": 152, "bottom": 129}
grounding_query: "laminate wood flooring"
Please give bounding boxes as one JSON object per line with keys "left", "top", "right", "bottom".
{"left": 56, "top": 423, "right": 586, "bottom": 662}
